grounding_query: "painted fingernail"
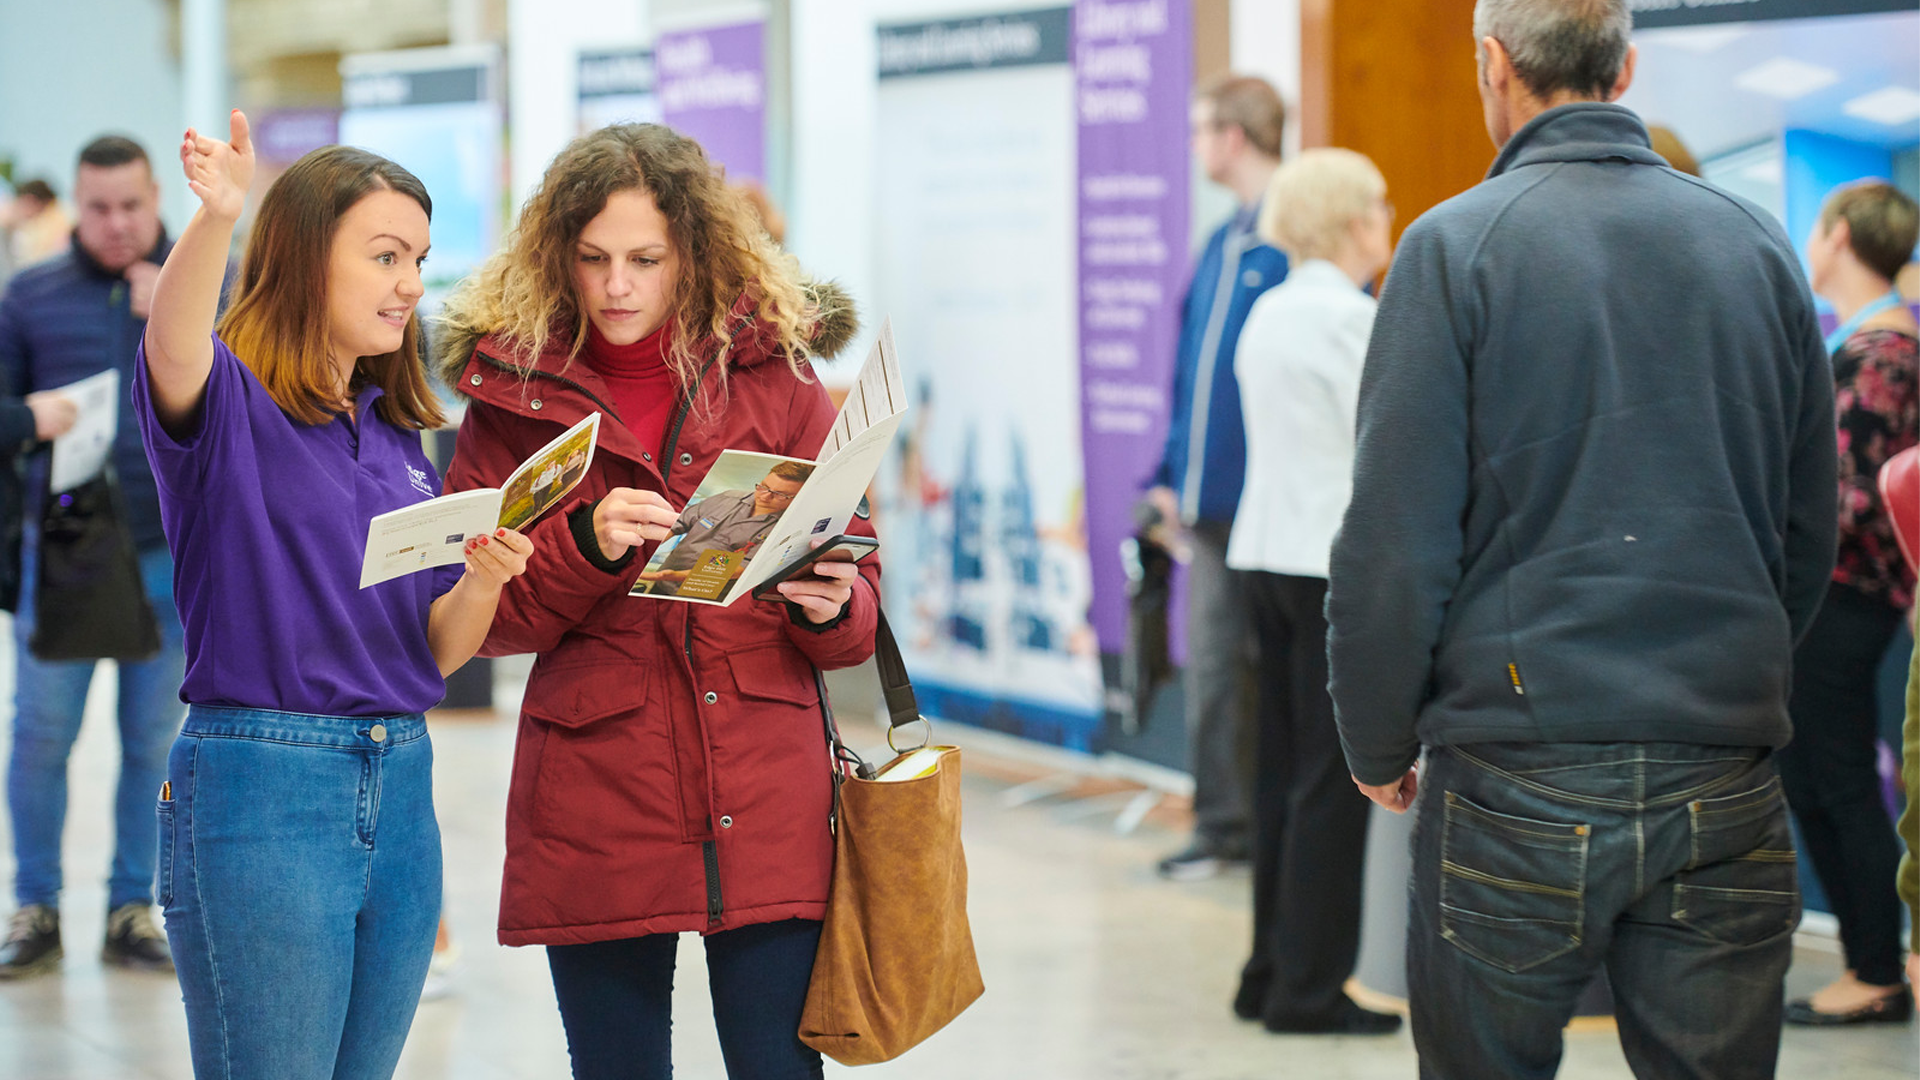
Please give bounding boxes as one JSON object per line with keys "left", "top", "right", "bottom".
{"left": 495, "top": 528, "right": 506, "bottom": 538}
{"left": 479, "top": 537, "right": 489, "bottom": 545}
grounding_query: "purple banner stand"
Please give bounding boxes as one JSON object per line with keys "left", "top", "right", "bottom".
{"left": 656, "top": 20, "right": 767, "bottom": 183}
{"left": 1075, "top": 0, "right": 1192, "bottom": 651}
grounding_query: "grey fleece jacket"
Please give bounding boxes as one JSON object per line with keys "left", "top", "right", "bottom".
{"left": 1328, "top": 104, "right": 1838, "bottom": 786}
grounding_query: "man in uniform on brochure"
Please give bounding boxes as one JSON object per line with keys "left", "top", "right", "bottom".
{"left": 639, "top": 460, "right": 814, "bottom": 596}
{"left": 1327, "top": 2, "right": 1837, "bottom": 1078}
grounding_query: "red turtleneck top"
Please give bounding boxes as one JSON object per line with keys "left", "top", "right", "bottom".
{"left": 582, "top": 321, "right": 678, "bottom": 457}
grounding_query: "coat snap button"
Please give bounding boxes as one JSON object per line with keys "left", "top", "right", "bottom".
{"left": 704, "top": 691, "right": 718, "bottom": 705}
{"left": 719, "top": 815, "right": 733, "bottom": 829}
{"left": 468, "top": 373, "right": 482, "bottom": 386}
{"left": 369, "top": 724, "right": 388, "bottom": 743}
{"left": 530, "top": 399, "right": 543, "bottom": 411}
{"left": 679, "top": 452, "right": 693, "bottom": 466}
{"left": 642, "top": 452, "right": 652, "bottom": 462}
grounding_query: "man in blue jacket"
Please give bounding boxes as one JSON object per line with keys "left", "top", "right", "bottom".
{"left": 1145, "top": 75, "right": 1289, "bottom": 880}
{"left": 0, "top": 136, "right": 186, "bottom": 978}
{"left": 1328, "top": 2, "right": 1837, "bottom": 1076}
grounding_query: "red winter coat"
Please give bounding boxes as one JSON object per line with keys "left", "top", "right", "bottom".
{"left": 441, "top": 294, "right": 877, "bottom": 946}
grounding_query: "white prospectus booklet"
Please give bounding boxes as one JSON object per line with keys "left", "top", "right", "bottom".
{"left": 629, "top": 320, "right": 907, "bottom": 606}
{"left": 358, "top": 412, "right": 601, "bottom": 588}
{"left": 48, "top": 369, "right": 119, "bottom": 493}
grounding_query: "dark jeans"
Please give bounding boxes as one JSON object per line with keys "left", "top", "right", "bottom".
{"left": 547, "top": 918, "right": 825, "bottom": 1080}
{"left": 1777, "top": 582, "right": 1906, "bottom": 987}
{"left": 1184, "top": 522, "right": 1255, "bottom": 851}
{"left": 1409, "top": 743, "right": 1797, "bottom": 1080}
{"left": 1235, "top": 572, "right": 1371, "bottom": 1024}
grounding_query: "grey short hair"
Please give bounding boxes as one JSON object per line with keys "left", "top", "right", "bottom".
{"left": 1473, "top": 0, "right": 1631, "bottom": 100}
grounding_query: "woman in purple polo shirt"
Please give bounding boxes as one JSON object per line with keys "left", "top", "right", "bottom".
{"left": 134, "top": 111, "right": 533, "bottom": 1079}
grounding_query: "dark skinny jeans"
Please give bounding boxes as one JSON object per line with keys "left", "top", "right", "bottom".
{"left": 547, "top": 918, "right": 825, "bottom": 1080}
{"left": 1777, "top": 582, "right": 1907, "bottom": 987}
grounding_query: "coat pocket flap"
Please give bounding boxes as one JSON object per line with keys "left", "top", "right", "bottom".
{"left": 726, "top": 645, "right": 821, "bottom": 707}
{"left": 520, "top": 658, "right": 650, "bottom": 728}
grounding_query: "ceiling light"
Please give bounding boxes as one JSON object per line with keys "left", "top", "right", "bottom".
{"left": 1733, "top": 58, "right": 1840, "bottom": 100}
{"left": 1739, "top": 159, "right": 1785, "bottom": 185}
{"left": 1842, "top": 86, "right": 1920, "bottom": 126}
{"left": 1647, "top": 25, "right": 1749, "bottom": 53}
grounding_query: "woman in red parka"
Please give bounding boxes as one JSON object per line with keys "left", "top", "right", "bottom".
{"left": 435, "top": 124, "right": 873, "bottom": 1080}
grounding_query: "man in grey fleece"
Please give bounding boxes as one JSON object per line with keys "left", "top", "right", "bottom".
{"left": 1327, "top": 2, "right": 1837, "bottom": 1077}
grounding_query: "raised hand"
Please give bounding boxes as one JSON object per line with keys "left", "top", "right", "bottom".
{"left": 125, "top": 261, "right": 162, "bottom": 319}
{"left": 180, "top": 110, "right": 255, "bottom": 223}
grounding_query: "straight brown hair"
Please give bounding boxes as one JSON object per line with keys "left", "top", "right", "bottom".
{"left": 1822, "top": 180, "right": 1920, "bottom": 283}
{"left": 1197, "top": 76, "right": 1285, "bottom": 160}
{"left": 219, "top": 145, "right": 445, "bottom": 429}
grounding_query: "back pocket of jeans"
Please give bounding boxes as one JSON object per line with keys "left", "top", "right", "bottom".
{"left": 1672, "top": 776, "right": 1798, "bottom": 947}
{"left": 156, "top": 788, "right": 175, "bottom": 911}
{"left": 1439, "top": 790, "right": 1589, "bottom": 973}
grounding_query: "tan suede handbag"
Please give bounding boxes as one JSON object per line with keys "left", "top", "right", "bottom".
{"left": 800, "top": 611, "right": 984, "bottom": 1065}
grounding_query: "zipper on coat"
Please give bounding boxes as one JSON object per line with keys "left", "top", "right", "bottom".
{"left": 702, "top": 837, "right": 724, "bottom": 924}
{"left": 658, "top": 353, "right": 722, "bottom": 487}
{"left": 1181, "top": 226, "right": 1253, "bottom": 524}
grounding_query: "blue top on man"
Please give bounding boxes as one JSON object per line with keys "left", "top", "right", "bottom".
{"left": 0, "top": 134, "right": 194, "bottom": 981}
{"left": 1145, "top": 76, "right": 1291, "bottom": 881}
{"left": 1326, "top": 3, "right": 1837, "bottom": 1078}
{"left": 0, "top": 142, "right": 176, "bottom": 550}
{"left": 1149, "top": 78, "right": 1290, "bottom": 528}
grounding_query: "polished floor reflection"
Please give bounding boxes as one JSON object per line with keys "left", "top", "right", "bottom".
{"left": 0, "top": 655, "right": 1914, "bottom": 1079}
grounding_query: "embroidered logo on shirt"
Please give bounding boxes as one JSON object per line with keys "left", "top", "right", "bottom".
{"left": 405, "top": 463, "right": 435, "bottom": 497}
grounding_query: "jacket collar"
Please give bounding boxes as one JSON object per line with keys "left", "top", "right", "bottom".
{"left": 68, "top": 224, "right": 173, "bottom": 281}
{"left": 1486, "top": 103, "right": 1665, "bottom": 181}
{"left": 1288, "top": 258, "right": 1361, "bottom": 291}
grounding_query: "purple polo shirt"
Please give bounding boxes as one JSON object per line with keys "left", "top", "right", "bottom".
{"left": 133, "top": 335, "right": 462, "bottom": 717}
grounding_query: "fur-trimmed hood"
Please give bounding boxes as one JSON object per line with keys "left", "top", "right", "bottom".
{"left": 433, "top": 279, "right": 859, "bottom": 399}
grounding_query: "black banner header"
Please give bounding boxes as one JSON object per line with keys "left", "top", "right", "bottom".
{"left": 878, "top": 7, "right": 1071, "bottom": 79}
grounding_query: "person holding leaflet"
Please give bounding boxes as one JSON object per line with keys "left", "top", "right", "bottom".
{"left": 135, "top": 111, "right": 532, "bottom": 1078}
{"left": 435, "top": 122, "right": 872, "bottom": 1080}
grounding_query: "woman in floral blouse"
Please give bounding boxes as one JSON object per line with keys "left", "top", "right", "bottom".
{"left": 1781, "top": 179, "right": 1918, "bottom": 1026}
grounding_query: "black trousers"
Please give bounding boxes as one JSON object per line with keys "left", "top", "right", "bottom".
{"left": 1234, "top": 571, "right": 1373, "bottom": 1024}
{"left": 1777, "top": 583, "right": 1906, "bottom": 987}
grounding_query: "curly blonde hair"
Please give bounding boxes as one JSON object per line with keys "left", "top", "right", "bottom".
{"left": 437, "top": 124, "right": 830, "bottom": 387}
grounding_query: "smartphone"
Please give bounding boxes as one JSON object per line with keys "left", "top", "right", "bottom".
{"left": 751, "top": 534, "right": 880, "bottom": 600}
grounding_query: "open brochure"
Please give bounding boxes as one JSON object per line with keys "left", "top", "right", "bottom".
{"left": 358, "top": 412, "right": 600, "bottom": 588}
{"left": 48, "top": 369, "right": 119, "bottom": 494}
{"left": 629, "top": 320, "right": 907, "bottom": 606}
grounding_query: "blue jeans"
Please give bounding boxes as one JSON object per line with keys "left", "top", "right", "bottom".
{"left": 547, "top": 919, "right": 826, "bottom": 1080}
{"left": 8, "top": 544, "right": 186, "bottom": 909}
{"left": 1408, "top": 742, "right": 1797, "bottom": 1080}
{"left": 161, "top": 706, "right": 440, "bottom": 1080}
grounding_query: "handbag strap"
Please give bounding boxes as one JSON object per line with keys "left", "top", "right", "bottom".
{"left": 817, "top": 607, "right": 927, "bottom": 817}
{"left": 871, "top": 608, "right": 920, "bottom": 731}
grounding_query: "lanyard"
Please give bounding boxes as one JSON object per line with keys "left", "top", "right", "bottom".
{"left": 1825, "top": 290, "right": 1904, "bottom": 354}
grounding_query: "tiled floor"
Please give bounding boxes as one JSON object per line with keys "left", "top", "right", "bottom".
{"left": 0, "top": 651, "right": 1915, "bottom": 1079}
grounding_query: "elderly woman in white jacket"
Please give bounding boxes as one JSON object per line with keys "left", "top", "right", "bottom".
{"left": 1227, "top": 148, "right": 1397, "bottom": 1035}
